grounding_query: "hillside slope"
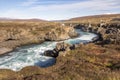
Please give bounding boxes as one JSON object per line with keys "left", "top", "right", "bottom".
{"left": 68, "top": 14, "right": 120, "bottom": 23}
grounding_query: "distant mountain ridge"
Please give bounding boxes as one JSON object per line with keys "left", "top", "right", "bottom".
{"left": 0, "top": 17, "right": 12, "bottom": 21}
{"left": 0, "top": 14, "right": 120, "bottom": 22}
{"left": 0, "top": 18, "right": 47, "bottom": 22}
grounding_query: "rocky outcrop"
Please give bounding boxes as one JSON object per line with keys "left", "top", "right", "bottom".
{"left": 56, "top": 42, "right": 75, "bottom": 56}
{"left": 0, "top": 22, "right": 78, "bottom": 55}
{"left": 44, "top": 42, "right": 75, "bottom": 57}
{"left": 74, "top": 23, "right": 120, "bottom": 45}
{"left": 44, "top": 32, "right": 57, "bottom": 41}
{"left": 55, "top": 42, "right": 75, "bottom": 51}
{"left": 44, "top": 26, "right": 78, "bottom": 41}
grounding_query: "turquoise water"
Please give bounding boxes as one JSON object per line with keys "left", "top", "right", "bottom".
{"left": 0, "top": 29, "right": 97, "bottom": 71}
{"left": 65, "top": 29, "right": 97, "bottom": 44}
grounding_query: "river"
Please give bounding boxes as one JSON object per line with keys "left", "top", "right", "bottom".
{"left": 0, "top": 29, "right": 97, "bottom": 71}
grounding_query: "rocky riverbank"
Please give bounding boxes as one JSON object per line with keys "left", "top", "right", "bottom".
{"left": 0, "top": 22, "right": 78, "bottom": 55}
{"left": 74, "top": 22, "right": 120, "bottom": 45}
{"left": 65, "top": 14, "right": 120, "bottom": 45}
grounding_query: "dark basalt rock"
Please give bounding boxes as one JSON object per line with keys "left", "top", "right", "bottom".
{"left": 44, "top": 49, "right": 59, "bottom": 58}
{"left": 69, "top": 44, "right": 75, "bottom": 50}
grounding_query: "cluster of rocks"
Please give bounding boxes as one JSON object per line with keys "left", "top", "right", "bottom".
{"left": 44, "top": 42, "right": 75, "bottom": 58}
{"left": 74, "top": 22, "right": 120, "bottom": 45}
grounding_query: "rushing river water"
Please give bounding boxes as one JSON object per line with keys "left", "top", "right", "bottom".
{"left": 0, "top": 29, "right": 97, "bottom": 71}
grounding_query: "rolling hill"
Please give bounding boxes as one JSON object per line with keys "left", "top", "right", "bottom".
{"left": 67, "top": 14, "right": 120, "bottom": 23}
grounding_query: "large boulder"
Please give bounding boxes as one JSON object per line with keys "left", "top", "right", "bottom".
{"left": 44, "top": 49, "right": 59, "bottom": 58}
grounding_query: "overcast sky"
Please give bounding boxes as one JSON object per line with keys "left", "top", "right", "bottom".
{"left": 0, "top": 0, "right": 120, "bottom": 20}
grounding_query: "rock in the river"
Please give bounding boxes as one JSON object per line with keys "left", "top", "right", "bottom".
{"left": 44, "top": 49, "right": 59, "bottom": 58}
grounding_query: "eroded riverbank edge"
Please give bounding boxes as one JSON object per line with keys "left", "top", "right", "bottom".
{"left": 0, "top": 22, "right": 78, "bottom": 56}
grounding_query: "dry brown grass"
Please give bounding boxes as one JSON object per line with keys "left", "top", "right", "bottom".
{"left": 67, "top": 14, "right": 120, "bottom": 24}
{"left": 0, "top": 44, "right": 119, "bottom": 80}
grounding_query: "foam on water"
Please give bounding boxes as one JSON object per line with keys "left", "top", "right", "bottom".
{"left": 0, "top": 42, "right": 57, "bottom": 71}
{"left": 65, "top": 29, "right": 97, "bottom": 44}
{"left": 0, "top": 29, "right": 97, "bottom": 71}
